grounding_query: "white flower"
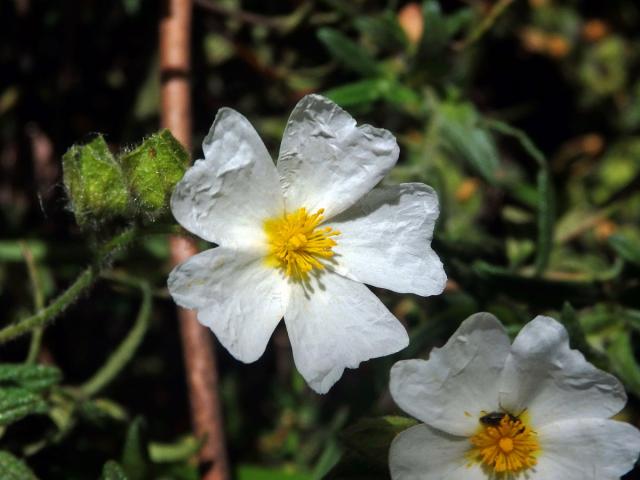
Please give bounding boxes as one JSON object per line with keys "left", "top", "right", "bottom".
{"left": 389, "top": 313, "right": 640, "bottom": 479}
{"left": 168, "top": 94, "right": 446, "bottom": 393}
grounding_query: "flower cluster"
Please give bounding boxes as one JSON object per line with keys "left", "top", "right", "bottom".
{"left": 168, "top": 95, "right": 640, "bottom": 478}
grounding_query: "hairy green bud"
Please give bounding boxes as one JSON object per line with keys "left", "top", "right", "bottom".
{"left": 119, "top": 130, "right": 189, "bottom": 219}
{"left": 62, "top": 135, "right": 129, "bottom": 227}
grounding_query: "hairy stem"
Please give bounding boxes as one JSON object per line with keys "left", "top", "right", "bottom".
{"left": 80, "top": 275, "right": 152, "bottom": 397}
{"left": 0, "top": 227, "right": 137, "bottom": 345}
{"left": 21, "top": 242, "right": 46, "bottom": 363}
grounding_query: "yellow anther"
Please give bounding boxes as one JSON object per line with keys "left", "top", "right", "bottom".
{"left": 468, "top": 414, "right": 539, "bottom": 474}
{"left": 264, "top": 207, "right": 340, "bottom": 281}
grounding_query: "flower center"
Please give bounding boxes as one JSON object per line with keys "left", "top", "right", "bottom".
{"left": 264, "top": 207, "right": 340, "bottom": 281}
{"left": 468, "top": 413, "right": 539, "bottom": 474}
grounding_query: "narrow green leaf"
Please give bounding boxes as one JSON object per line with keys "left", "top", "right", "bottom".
{"left": 560, "top": 302, "right": 597, "bottom": 361}
{"left": 311, "top": 441, "right": 342, "bottom": 480}
{"left": 483, "top": 119, "right": 554, "bottom": 274}
{"left": 148, "top": 436, "right": 202, "bottom": 463}
{"left": 324, "top": 79, "right": 384, "bottom": 107}
{"left": 380, "top": 82, "right": 421, "bottom": 109}
{"left": 473, "top": 262, "right": 600, "bottom": 308}
{"left": 0, "top": 388, "right": 48, "bottom": 426}
{"left": 534, "top": 168, "right": 555, "bottom": 275}
{"left": 0, "top": 364, "right": 62, "bottom": 392}
{"left": 236, "top": 465, "right": 310, "bottom": 480}
{"left": 418, "top": 1, "right": 449, "bottom": 58}
{"left": 485, "top": 119, "right": 545, "bottom": 167}
{"left": 438, "top": 101, "right": 500, "bottom": 183}
{"left": 341, "top": 416, "right": 418, "bottom": 468}
{"left": 607, "top": 330, "right": 640, "bottom": 398}
{"left": 119, "top": 130, "right": 189, "bottom": 219}
{"left": 317, "top": 28, "right": 381, "bottom": 77}
{"left": 121, "top": 417, "right": 152, "bottom": 480}
{"left": 101, "top": 460, "right": 129, "bottom": 480}
{"left": 354, "top": 14, "right": 407, "bottom": 51}
{"left": 609, "top": 234, "right": 640, "bottom": 266}
{"left": 62, "top": 135, "right": 130, "bottom": 227}
{"left": 0, "top": 451, "right": 39, "bottom": 480}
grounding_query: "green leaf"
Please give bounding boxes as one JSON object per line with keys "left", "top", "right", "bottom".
{"left": 473, "top": 262, "right": 600, "bottom": 308}
{"left": 236, "top": 465, "right": 311, "bottom": 480}
{"left": 438, "top": 101, "right": 500, "bottom": 184}
{"left": 354, "top": 14, "right": 407, "bottom": 51}
{"left": 148, "top": 436, "right": 202, "bottom": 463}
{"left": 341, "top": 416, "right": 417, "bottom": 468}
{"left": 559, "top": 302, "right": 600, "bottom": 362}
{"left": 101, "top": 460, "right": 129, "bottom": 480}
{"left": 609, "top": 234, "right": 640, "bottom": 267}
{"left": 0, "top": 388, "right": 48, "bottom": 426}
{"left": 0, "top": 364, "right": 62, "bottom": 392}
{"left": 325, "top": 416, "right": 416, "bottom": 479}
{"left": 119, "top": 130, "right": 189, "bottom": 219}
{"left": 380, "top": 82, "right": 421, "bottom": 109}
{"left": 317, "top": 28, "right": 381, "bottom": 77}
{"left": 62, "top": 135, "right": 130, "bottom": 227}
{"left": 324, "top": 79, "right": 384, "bottom": 107}
{"left": 0, "top": 451, "right": 39, "bottom": 480}
{"left": 311, "top": 440, "right": 342, "bottom": 480}
{"left": 483, "top": 119, "right": 554, "bottom": 273}
{"left": 607, "top": 330, "right": 640, "bottom": 398}
{"left": 121, "top": 417, "right": 152, "bottom": 480}
{"left": 534, "top": 168, "right": 555, "bottom": 274}
{"left": 78, "top": 398, "right": 128, "bottom": 426}
{"left": 418, "top": 1, "right": 449, "bottom": 59}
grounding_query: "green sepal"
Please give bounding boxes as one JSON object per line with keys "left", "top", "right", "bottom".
{"left": 62, "top": 135, "right": 129, "bottom": 227}
{"left": 119, "top": 130, "right": 189, "bottom": 220}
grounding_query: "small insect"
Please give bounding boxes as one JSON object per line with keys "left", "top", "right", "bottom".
{"left": 479, "top": 408, "right": 527, "bottom": 427}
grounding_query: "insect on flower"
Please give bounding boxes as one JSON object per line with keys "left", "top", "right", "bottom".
{"left": 388, "top": 313, "right": 640, "bottom": 479}
{"left": 168, "top": 94, "right": 447, "bottom": 393}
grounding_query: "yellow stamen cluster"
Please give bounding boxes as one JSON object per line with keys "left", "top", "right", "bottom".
{"left": 469, "top": 415, "right": 539, "bottom": 474}
{"left": 264, "top": 207, "right": 340, "bottom": 281}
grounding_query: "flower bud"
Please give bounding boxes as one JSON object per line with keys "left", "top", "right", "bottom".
{"left": 62, "top": 135, "right": 129, "bottom": 227}
{"left": 119, "top": 129, "right": 189, "bottom": 219}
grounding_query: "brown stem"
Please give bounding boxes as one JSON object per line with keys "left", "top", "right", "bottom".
{"left": 160, "top": 2, "right": 229, "bottom": 479}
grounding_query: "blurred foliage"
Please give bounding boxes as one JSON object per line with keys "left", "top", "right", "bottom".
{"left": 1, "top": 0, "right": 640, "bottom": 478}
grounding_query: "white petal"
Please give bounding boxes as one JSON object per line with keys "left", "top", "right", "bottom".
{"left": 532, "top": 418, "right": 640, "bottom": 480}
{"left": 277, "top": 94, "right": 398, "bottom": 219}
{"left": 167, "top": 247, "right": 289, "bottom": 363}
{"left": 498, "top": 316, "right": 627, "bottom": 427}
{"left": 171, "top": 108, "right": 284, "bottom": 248}
{"left": 389, "top": 424, "right": 485, "bottom": 480}
{"left": 283, "top": 271, "right": 408, "bottom": 394}
{"left": 328, "top": 183, "right": 446, "bottom": 296}
{"left": 389, "top": 313, "right": 511, "bottom": 436}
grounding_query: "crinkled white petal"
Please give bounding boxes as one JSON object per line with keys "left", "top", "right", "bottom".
{"left": 532, "top": 418, "right": 640, "bottom": 480}
{"left": 389, "top": 424, "right": 485, "bottom": 480}
{"left": 171, "top": 108, "right": 284, "bottom": 248}
{"left": 328, "top": 183, "right": 446, "bottom": 296}
{"left": 283, "top": 271, "right": 408, "bottom": 394}
{"left": 390, "top": 313, "right": 510, "bottom": 436}
{"left": 277, "top": 94, "right": 399, "bottom": 219}
{"left": 498, "top": 316, "right": 626, "bottom": 427}
{"left": 167, "top": 247, "right": 289, "bottom": 363}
